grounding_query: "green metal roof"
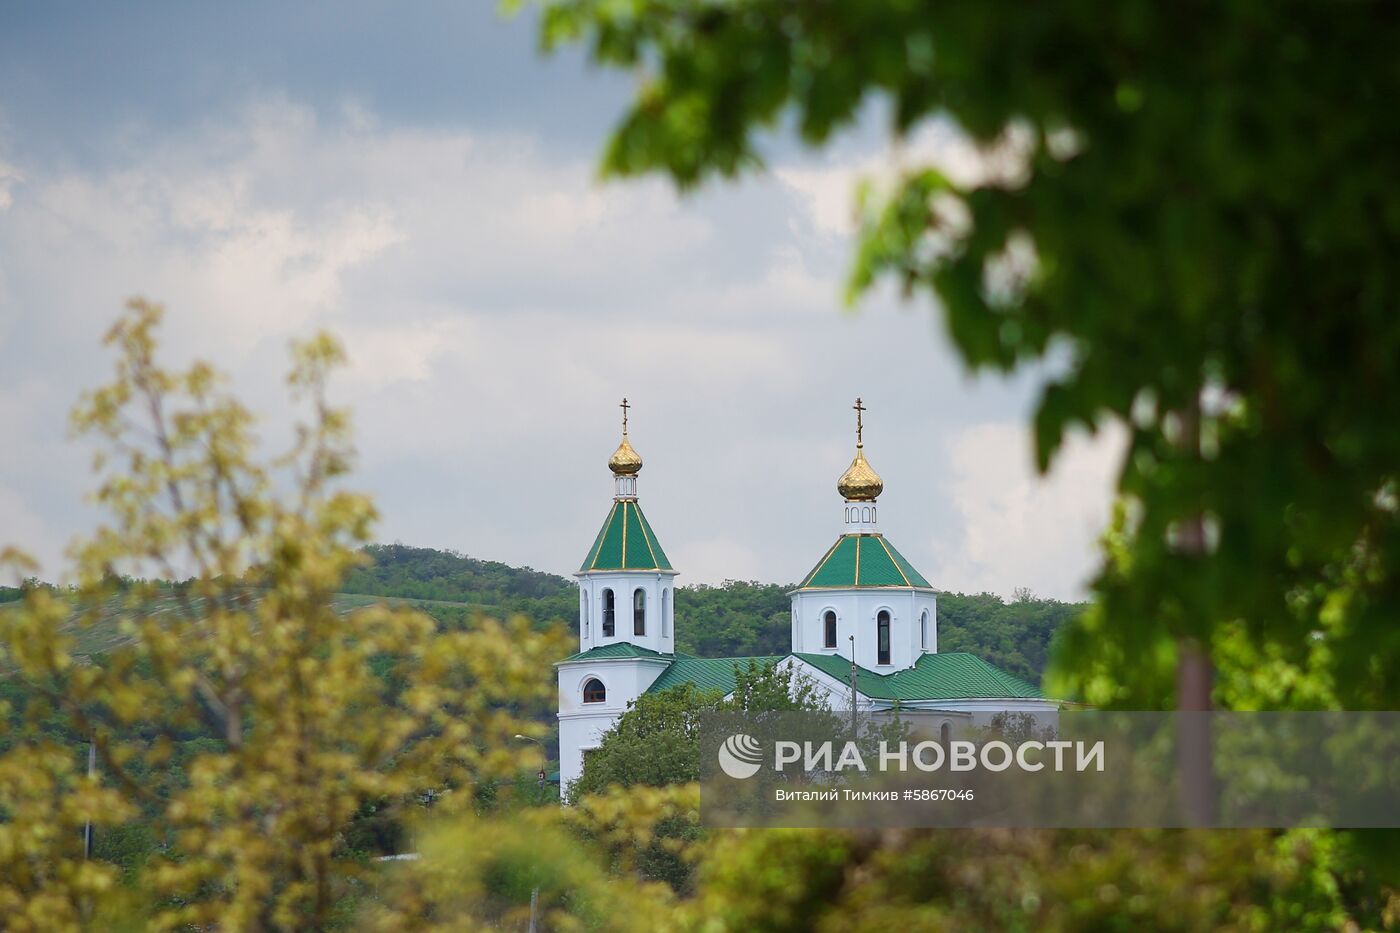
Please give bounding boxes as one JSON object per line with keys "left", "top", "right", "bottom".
{"left": 891, "top": 652, "right": 1044, "bottom": 700}
{"left": 646, "top": 656, "right": 783, "bottom": 695}
{"left": 795, "top": 651, "right": 1044, "bottom": 701}
{"left": 789, "top": 652, "right": 900, "bottom": 699}
{"left": 579, "top": 500, "right": 674, "bottom": 572}
{"left": 560, "top": 643, "right": 673, "bottom": 663}
{"left": 640, "top": 650, "right": 1042, "bottom": 701}
{"left": 797, "top": 534, "right": 932, "bottom": 589}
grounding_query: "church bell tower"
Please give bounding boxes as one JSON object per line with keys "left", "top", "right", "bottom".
{"left": 789, "top": 399, "right": 939, "bottom": 669}
{"left": 574, "top": 398, "right": 678, "bottom": 654}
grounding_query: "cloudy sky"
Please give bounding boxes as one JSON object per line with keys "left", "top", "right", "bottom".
{"left": 0, "top": 2, "right": 1121, "bottom": 600}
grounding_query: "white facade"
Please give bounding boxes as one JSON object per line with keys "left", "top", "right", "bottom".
{"left": 790, "top": 586, "right": 938, "bottom": 670}
{"left": 557, "top": 656, "right": 670, "bottom": 789}
{"left": 575, "top": 569, "right": 678, "bottom": 655}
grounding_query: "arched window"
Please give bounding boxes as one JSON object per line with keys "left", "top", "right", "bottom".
{"left": 583, "top": 597, "right": 590, "bottom": 639}
{"left": 602, "top": 589, "right": 615, "bottom": 637}
{"left": 583, "top": 678, "right": 606, "bottom": 704}
{"left": 940, "top": 721, "right": 951, "bottom": 745}
{"left": 662, "top": 588, "right": 671, "bottom": 637}
{"left": 633, "top": 588, "right": 646, "bottom": 636}
{"left": 877, "top": 610, "right": 891, "bottom": 665}
{"left": 920, "top": 610, "right": 929, "bottom": 650}
{"left": 824, "top": 610, "right": 837, "bottom": 648}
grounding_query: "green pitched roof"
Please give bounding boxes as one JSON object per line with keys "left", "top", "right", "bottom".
{"left": 646, "top": 656, "right": 783, "bottom": 695}
{"left": 794, "top": 651, "right": 1044, "bottom": 701}
{"left": 888, "top": 652, "right": 1044, "bottom": 701}
{"left": 638, "top": 651, "right": 1043, "bottom": 703}
{"left": 797, "top": 534, "right": 932, "bottom": 589}
{"left": 560, "top": 643, "right": 673, "bottom": 663}
{"left": 580, "top": 500, "right": 673, "bottom": 572}
{"left": 789, "top": 652, "right": 900, "bottom": 699}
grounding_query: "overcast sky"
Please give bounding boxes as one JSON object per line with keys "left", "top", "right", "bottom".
{"left": 0, "top": 2, "right": 1121, "bottom": 600}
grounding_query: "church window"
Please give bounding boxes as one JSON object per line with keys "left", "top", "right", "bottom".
{"left": 877, "top": 610, "right": 891, "bottom": 665}
{"left": 823, "top": 610, "right": 837, "bottom": 648}
{"left": 920, "top": 610, "right": 929, "bottom": 650}
{"left": 940, "top": 722, "right": 951, "bottom": 745}
{"left": 662, "top": 588, "right": 671, "bottom": 637}
{"left": 633, "top": 588, "right": 646, "bottom": 636}
{"left": 583, "top": 678, "right": 606, "bottom": 704}
{"left": 602, "top": 589, "right": 615, "bottom": 637}
{"left": 583, "top": 598, "right": 590, "bottom": 638}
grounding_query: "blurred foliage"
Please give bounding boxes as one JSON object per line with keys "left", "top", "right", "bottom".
{"left": 687, "top": 827, "right": 1391, "bottom": 932}
{"left": 570, "top": 662, "right": 835, "bottom": 893}
{"left": 517, "top": 0, "right": 1400, "bottom": 926}
{"left": 362, "top": 783, "right": 698, "bottom": 931}
{"left": 10, "top": 0, "right": 1400, "bottom": 918}
{"left": 530, "top": 0, "right": 1400, "bottom": 713}
{"left": 0, "top": 302, "right": 567, "bottom": 929}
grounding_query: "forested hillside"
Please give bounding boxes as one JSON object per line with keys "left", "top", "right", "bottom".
{"left": 339, "top": 543, "right": 577, "bottom": 628}
{"left": 935, "top": 593, "right": 1081, "bottom": 683}
{"left": 342, "top": 547, "right": 1082, "bottom": 682}
{"left": 674, "top": 582, "right": 791, "bottom": 658}
{"left": 2, "top": 545, "right": 1082, "bottom": 683}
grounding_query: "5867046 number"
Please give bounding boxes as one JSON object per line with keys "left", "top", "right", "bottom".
{"left": 907, "top": 788, "right": 975, "bottom": 801}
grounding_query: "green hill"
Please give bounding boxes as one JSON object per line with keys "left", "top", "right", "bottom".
{"left": 2, "top": 545, "right": 1084, "bottom": 684}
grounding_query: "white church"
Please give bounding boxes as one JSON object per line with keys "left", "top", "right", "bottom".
{"left": 556, "top": 400, "right": 1059, "bottom": 789}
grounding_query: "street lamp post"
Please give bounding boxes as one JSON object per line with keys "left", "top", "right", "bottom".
{"left": 513, "top": 734, "right": 548, "bottom": 787}
{"left": 511, "top": 734, "right": 550, "bottom": 933}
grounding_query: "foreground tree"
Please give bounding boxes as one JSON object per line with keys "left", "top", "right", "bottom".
{"left": 0, "top": 301, "right": 566, "bottom": 930}
{"left": 529, "top": 0, "right": 1400, "bottom": 714}
{"left": 570, "top": 683, "right": 724, "bottom": 800}
{"left": 573, "top": 660, "right": 833, "bottom": 800}
{"left": 515, "top": 2, "right": 1400, "bottom": 923}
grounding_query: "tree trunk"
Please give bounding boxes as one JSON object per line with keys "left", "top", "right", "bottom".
{"left": 1175, "top": 395, "right": 1217, "bottom": 825}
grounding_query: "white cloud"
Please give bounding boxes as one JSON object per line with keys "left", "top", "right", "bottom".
{"left": 0, "top": 161, "right": 19, "bottom": 211}
{"left": 931, "top": 421, "right": 1123, "bottom": 601}
{"left": 0, "top": 97, "right": 1112, "bottom": 601}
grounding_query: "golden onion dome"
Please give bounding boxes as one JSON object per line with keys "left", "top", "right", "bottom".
{"left": 837, "top": 445, "right": 883, "bottom": 501}
{"left": 608, "top": 434, "right": 643, "bottom": 475}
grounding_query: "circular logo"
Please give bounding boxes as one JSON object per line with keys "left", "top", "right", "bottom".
{"left": 717, "top": 733, "right": 764, "bottom": 780}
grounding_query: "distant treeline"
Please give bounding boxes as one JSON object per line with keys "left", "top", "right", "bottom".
{"left": 344, "top": 545, "right": 1082, "bottom": 683}
{"left": 3, "top": 544, "right": 1082, "bottom": 682}
{"left": 339, "top": 543, "right": 577, "bottom": 627}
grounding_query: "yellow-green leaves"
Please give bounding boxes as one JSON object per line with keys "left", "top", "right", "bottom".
{"left": 1, "top": 301, "right": 565, "bottom": 928}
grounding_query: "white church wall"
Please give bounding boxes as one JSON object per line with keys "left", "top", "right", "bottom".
{"left": 790, "top": 588, "right": 938, "bottom": 670}
{"left": 575, "top": 570, "right": 678, "bottom": 655}
{"left": 556, "top": 656, "right": 670, "bottom": 789}
{"left": 780, "top": 656, "right": 882, "bottom": 714}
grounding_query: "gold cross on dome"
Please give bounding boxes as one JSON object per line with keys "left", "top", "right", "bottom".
{"left": 853, "top": 397, "right": 866, "bottom": 446}
{"left": 620, "top": 397, "right": 630, "bottom": 434}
